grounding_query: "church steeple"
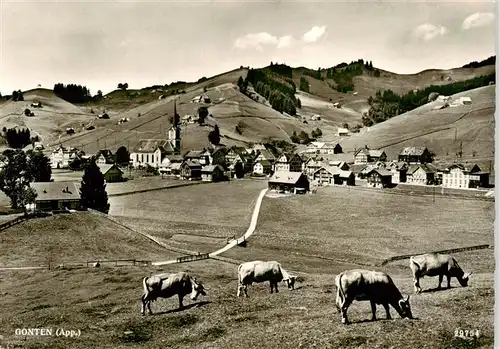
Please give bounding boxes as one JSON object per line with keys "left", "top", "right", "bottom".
{"left": 168, "top": 99, "right": 181, "bottom": 155}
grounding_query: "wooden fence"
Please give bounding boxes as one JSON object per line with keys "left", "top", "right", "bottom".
{"left": 0, "top": 216, "right": 28, "bottom": 232}
{"left": 176, "top": 253, "right": 210, "bottom": 263}
{"left": 380, "top": 244, "right": 492, "bottom": 266}
{"left": 85, "top": 259, "right": 152, "bottom": 267}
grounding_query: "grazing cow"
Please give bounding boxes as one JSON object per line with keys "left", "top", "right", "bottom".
{"left": 237, "top": 261, "right": 296, "bottom": 297}
{"left": 409, "top": 253, "right": 472, "bottom": 293}
{"left": 335, "top": 269, "right": 413, "bottom": 324}
{"left": 141, "top": 272, "right": 207, "bottom": 315}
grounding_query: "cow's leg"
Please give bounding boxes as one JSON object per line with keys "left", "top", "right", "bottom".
{"left": 237, "top": 284, "right": 242, "bottom": 297}
{"left": 438, "top": 274, "right": 443, "bottom": 289}
{"left": 413, "top": 276, "right": 421, "bottom": 294}
{"left": 383, "top": 303, "right": 391, "bottom": 320}
{"left": 275, "top": 282, "right": 279, "bottom": 293}
{"left": 244, "top": 285, "right": 249, "bottom": 298}
{"left": 178, "top": 295, "right": 184, "bottom": 309}
{"left": 141, "top": 295, "right": 146, "bottom": 315}
{"left": 340, "top": 297, "right": 353, "bottom": 324}
{"left": 370, "top": 301, "right": 377, "bottom": 321}
{"left": 270, "top": 281, "right": 274, "bottom": 294}
{"left": 446, "top": 275, "right": 451, "bottom": 289}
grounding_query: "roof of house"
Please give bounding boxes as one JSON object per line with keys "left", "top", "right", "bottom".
{"left": 31, "top": 181, "right": 81, "bottom": 202}
{"left": 369, "top": 149, "right": 385, "bottom": 157}
{"left": 367, "top": 168, "right": 392, "bottom": 177}
{"left": 132, "top": 139, "right": 173, "bottom": 153}
{"left": 254, "top": 159, "right": 272, "bottom": 167}
{"left": 314, "top": 165, "right": 340, "bottom": 176}
{"left": 447, "top": 163, "right": 482, "bottom": 173}
{"left": 349, "top": 164, "right": 368, "bottom": 173}
{"left": 162, "top": 154, "right": 184, "bottom": 162}
{"left": 98, "top": 163, "right": 123, "bottom": 175}
{"left": 399, "top": 146, "right": 428, "bottom": 156}
{"left": 338, "top": 170, "right": 353, "bottom": 178}
{"left": 408, "top": 164, "right": 436, "bottom": 174}
{"left": 97, "top": 149, "right": 113, "bottom": 158}
{"left": 337, "top": 127, "right": 349, "bottom": 134}
{"left": 201, "top": 164, "right": 224, "bottom": 173}
{"left": 170, "top": 162, "right": 182, "bottom": 170}
{"left": 268, "top": 171, "right": 306, "bottom": 184}
{"left": 277, "top": 152, "right": 299, "bottom": 162}
{"left": 182, "top": 161, "right": 202, "bottom": 169}
{"left": 387, "top": 161, "right": 408, "bottom": 170}
{"left": 184, "top": 149, "right": 205, "bottom": 158}
{"left": 257, "top": 149, "right": 276, "bottom": 161}
{"left": 308, "top": 142, "right": 325, "bottom": 149}
{"left": 320, "top": 153, "right": 354, "bottom": 164}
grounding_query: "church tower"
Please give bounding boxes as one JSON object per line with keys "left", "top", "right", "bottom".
{"left": 167, "top": 100, "right": 181, "bottom": 155}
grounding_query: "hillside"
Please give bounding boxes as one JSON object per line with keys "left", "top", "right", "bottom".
{"left": 338, "top": 85, "right": 495, "bottom": 171}
{"left": 0, "top": 61, "right": 495, "bottom": 155}
{"left": 0, "top": 212, "right": 176, "bottom": 266}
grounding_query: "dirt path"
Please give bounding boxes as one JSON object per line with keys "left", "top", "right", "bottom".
{"left": 152, "top": 188, "right": 268, "bottom": 266}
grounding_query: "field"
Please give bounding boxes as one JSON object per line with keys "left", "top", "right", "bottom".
{"left": 0, "top": 180, "right": 494, "bottom": 348}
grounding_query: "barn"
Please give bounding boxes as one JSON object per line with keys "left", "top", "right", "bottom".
{"left": 268, "top": 171, "right": 310, "bottom": 194}
{"left": 98, "top": 164, "right": 124, "bottom": 183}
{"left": 30, "top": 182, "right": 81, "bottom": 212}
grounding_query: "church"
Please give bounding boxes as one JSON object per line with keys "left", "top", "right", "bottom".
{"left": 129, "top": 101, "right": 182, "bottom": 168}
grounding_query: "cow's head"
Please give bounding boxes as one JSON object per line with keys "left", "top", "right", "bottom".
{"left": 398, "top": 295, "right": 413, "bottom": 319}
{"left": 190, "top": 277, "right": 207, "bottom": 301}
{"left": 459, "top": 272, "right": 472, "bottom": 287}
{"left": 283, "top": 275, "right": 296, "bottom": 290}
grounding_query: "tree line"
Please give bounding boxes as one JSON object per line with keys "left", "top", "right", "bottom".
{"left": 462, "top": 56, "right": 495, "bottom": 69}
{"left": 2, "top": 127, "right": 33, "bottom": 149}
{"left": 241, "top": 67, "right": 298, "bottom": 116}
{"left": 53, "top": 83, "right": 92, "bottom": 104}
{"left": 364, "top": 73, "right": 496, "bottom": 126}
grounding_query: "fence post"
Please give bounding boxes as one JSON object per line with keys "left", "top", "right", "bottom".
{"left": 133, "top": 259, "right": 136, "bottom": 266}
{"left": 115, "top": 260, "right": 118, "bottom": 267}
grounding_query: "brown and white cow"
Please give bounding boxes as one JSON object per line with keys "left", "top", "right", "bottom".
{"left": 335, "top": 269, "right": 413, "bottom": 324}
{"left": 410, "top": 253, "right": 472, "bottom": 293}
{"left": 141, "top": 271, "right": 207, "bottom": 315}
{"left": 237, "top": 261, "right": 296, "bottom": 297}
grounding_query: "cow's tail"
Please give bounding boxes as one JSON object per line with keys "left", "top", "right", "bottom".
{"left": 142, "top": 276, "right": 150, "bottom": 300}
{"left": 237, "top": 264, "right": 243, "bottom": 285}
{"left": 335, "top": 273, "right": 345, "bottom": 312}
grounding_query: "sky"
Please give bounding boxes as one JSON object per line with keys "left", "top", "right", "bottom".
{"left": 0, "top": 0, "right": 497, "bottom": 95}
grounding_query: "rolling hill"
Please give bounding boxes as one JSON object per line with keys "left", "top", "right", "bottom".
{"left": 337, "top": 85, "right": 495, "bottom": 173}
{"left": 0, "top": 60, "right": 495, "bottom": 159}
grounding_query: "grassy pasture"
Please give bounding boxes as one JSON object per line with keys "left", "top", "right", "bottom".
{"left": 0, "top": 212, "right": 178, "bottom": 266}
{"left": 0, "top": 179, "right": 494, "bottom": 348}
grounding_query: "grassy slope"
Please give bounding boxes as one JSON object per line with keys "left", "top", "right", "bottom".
{"left": 0, "top": 212, "right": 177, "bottom": 266}
{"left": 0, "top": 64, "right": 494, "bottom": 156}
{"left": 0, "top": 89, "right": 95, "bottom": 149}
{"left": 0, "top": 181, "right": 494, "bottom": 348}
{"left": 338, "top": 85, "right": 495, "bottom": 170}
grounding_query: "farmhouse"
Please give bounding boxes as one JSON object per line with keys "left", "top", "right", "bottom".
{"left": 180, "top": 161, "right": 202, "bottom": 180}
{"left": 130, "top": 139, "right": 175, "bottom": 168}
{"left": 337, "top": 170, "right": 355, "bottom": 186}
{"left": 328, "top": 160, "right": 350, "bottom": 171}
{"left": 407, "top": 164, "right": 436, "bottom": 185}
{"left": 254, "top": 149, "right": 275, "bottom": 163}
{"left": 398, "top": 147, "right": 432, "bottom": 164}
{"left": 319, "top": 142, "right": 343, "bottom": 155}
{"left": 442, "top": 163, "right": 489, "bottom": 189}
{"left": 184, "top": 149, "right": 210, "bottom": 165}
{"left": 201, "top": 164, "right": 225, "bottom": 182}
{"left": 313, "top": 166, "right": 339, "bottom": 186}
{"left": 158, "top": 155, "right": 183, "bottom": 175}
{"left": 459, "top": 96, "right": 472, "bottom": 105}
{"left": 268, "top": 171, "right": 310, "bottom": 194}
{"left": 30, "top": 181, "right": 81, "bottom": 212}
{"left": 50, "top": 146, "right": 79, "bottom": 169}
{"left": 304, "top": 142, "right": 325, "bottom": 154}
{"left": 96, "top": 149, "right": 114, "bottom": 164}
{"left": 274, "top": 153, "right": 303, "bottom": 172}
{"left": 303, "top": 157, "right": 324, "bottom": 178}
{"left": 349, "top": 164, "right": 368, "bottom": 180}
{"left": 98, "top": 164, "right": 123, "bottom": 183}
{"left": 386, "top": 161, "right": 408, "bottom": 183}
{"left": 354, "top": 146, "right": 386, "bottom": 164}
{"left": 253, "top": 160, "right": 272, "bottom": 175}
{"left": 366, "top": 168, "right": 392, "bottom": 188}
{"left": 337, "top": 127, "right": 349, "bottom": 137}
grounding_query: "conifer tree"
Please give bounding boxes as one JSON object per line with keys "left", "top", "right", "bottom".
{"left": 79, "top": 160, "right": 110, "bottom": 214}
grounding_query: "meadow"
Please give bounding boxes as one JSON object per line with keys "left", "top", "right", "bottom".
{"left": 0, "top": 180, "right": 494, "bottom": 348}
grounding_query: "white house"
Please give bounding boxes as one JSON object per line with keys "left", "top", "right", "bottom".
{"left": 436, "top": 95, "right": 452, "bottom": 103}
{"left": 130, "top": 139, "right": 175, "bottom": 168}
{"left": 459, "top": 96, "right": 472, "bottom": 105}
{"left": 337, "top": 128, "right": 349, "bottom": 137}
{"left": 50, "top": 146, "right": 79, "bottom": 169}
{"left": 442, "top": 163, "right": 489, "bottom": 189}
